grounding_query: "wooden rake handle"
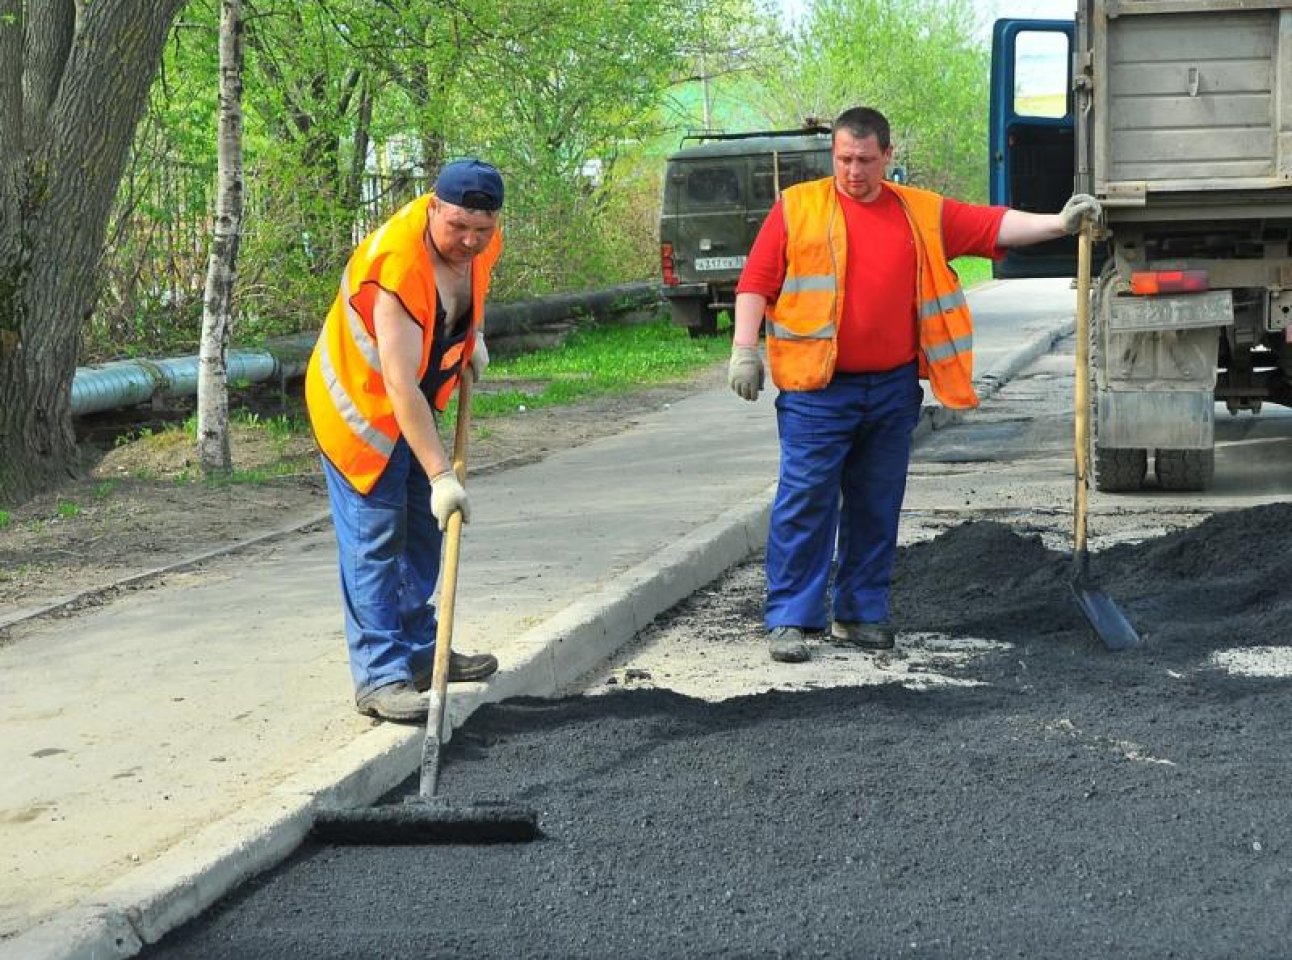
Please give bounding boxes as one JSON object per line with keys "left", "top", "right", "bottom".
{"left": 428, "top": 367, "right": 474, "bottom": 739}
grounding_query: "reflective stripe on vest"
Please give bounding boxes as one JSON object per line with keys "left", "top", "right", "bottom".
{"left": 315, "top": 335, "right": 395, "bottom": 460}
{"left": 766, "top": 320, "right": 834, "bottom": 340}
{"left": 922, "top": 333, "right": 972, "bottom": 365}
{"left": 918, "top": 286, "right": 967, "bottom": 320}
{"left": 338, "top": 266, "right": 383, "bottom": 372}
{"left": 780, "top": 274, "right": 836, "bottom": 295}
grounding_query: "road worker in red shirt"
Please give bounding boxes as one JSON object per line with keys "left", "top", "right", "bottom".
{"left": 728, "top": 106, "right": 1100, "bottom": 664}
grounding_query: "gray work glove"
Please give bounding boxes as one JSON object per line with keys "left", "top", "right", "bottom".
{"left": 431, "top": 470, "right": 470, "bottom": 531}
{"left": 1060, "top": 193, "right": 1102, "bottom": 234}
{"left": 728, "top": 344, "right": 764, "bottom": 402}
{"left": 469, "top": 334, "right": 489, "bottom": 381}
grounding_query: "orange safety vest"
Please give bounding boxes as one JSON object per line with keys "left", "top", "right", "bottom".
{"left": 305, "top": 193, "right": 502, "bottom": 494}
{"left": 765, "top": 178, "right": 978, "bottom": 409}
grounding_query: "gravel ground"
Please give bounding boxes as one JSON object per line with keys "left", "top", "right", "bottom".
{"left": 141, "top": 504, "right": 1292, "bottom": 959}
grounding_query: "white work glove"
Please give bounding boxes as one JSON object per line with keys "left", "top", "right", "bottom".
{"left": 728, "top": 344, "right": 764, "bottom": 402}
{"left": 469, "top": 334, "right": 489, "bottom": 381}
{"left": 1060, "top": 193, "right": 1102, "bottom": 234}
{"left": 430, "top": 470, "right": 470, "bottom": 531}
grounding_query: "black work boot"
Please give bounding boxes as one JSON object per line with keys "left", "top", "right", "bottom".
{"left": 768, "top": 626, "right": 810, "bottom": 663}
{"left": 831, "top": 620, "right": 897, "bottom": 650}
{"left": 412, "top": 651, "right": 500, "bottom": 691}
{"left": 355, "top": 681, "right": 428, "bottom": 723}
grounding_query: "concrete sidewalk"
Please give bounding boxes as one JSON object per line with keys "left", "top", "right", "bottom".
{"left": 0, "top": 278, "right": 1075, "bottom": 960}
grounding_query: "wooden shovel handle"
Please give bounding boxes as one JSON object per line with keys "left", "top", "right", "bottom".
{"left": 1073, "top": 227, "right": 1093, "bottom": 560}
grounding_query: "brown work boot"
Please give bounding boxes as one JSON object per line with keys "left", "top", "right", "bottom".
{"left": 355, "top": 681, "right": 428, "bottom": 723}
{"left": 831, "top": 620, "right": 897, "bottom": 650}
{"left": 412, "top": 651, "right": 500, "bottom": 691}
{"left": 768, "top": 626, "right": 810, "bottom": 663}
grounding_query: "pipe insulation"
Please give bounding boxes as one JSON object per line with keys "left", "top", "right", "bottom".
{"left": 71, "top": 282, "right": 661, "bottom": 418}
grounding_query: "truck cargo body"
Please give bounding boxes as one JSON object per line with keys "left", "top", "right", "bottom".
{"left": 991, "top": 0, "right": 1292, "bottom": 490}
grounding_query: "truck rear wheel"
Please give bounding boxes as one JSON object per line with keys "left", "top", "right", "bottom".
{"left": 1155, "top": 448, "right": 1214, "bottom": 491}
{"left": 1094, "top": 447, "right": 1147, "bottom": 492}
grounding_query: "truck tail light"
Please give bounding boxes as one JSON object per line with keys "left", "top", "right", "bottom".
{"left": 660, "top": 243, "right": 678, "bottom": 286}
{"left": 1129, "top": 270, "right": 1209, "bottom": 295}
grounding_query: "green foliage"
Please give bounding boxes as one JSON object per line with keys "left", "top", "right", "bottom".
{"left": 89, "top": 2, "right": 221, "bottom": 362}
{"left": 0, "top": 510, "right": 10, "bottom": 530}
{"left": 232, "top": 409, "right": 304, "bottom": 443}
{"left": 115, "top": 425, "right": 155, "bottom": 447}
{"left": 87, "top": 0, "right": 745, "bottom": 361}
{"left": 56, "top": 500, "right": 81, "bottom": 519}
{"left": 198, "top": 462, "right": 301, "bottom": 488}
{"left": 951, "top": 256, "right": 994, "bottom": 289}
{"left": 768, "top": 0, "right": 991, "bottom": 201}
{"left": 84, "top": 0, "right": 997, "bottom": 372}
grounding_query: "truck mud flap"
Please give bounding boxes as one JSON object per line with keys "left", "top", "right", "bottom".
{"left": 1097, "top": 390, "right": 1213, "bottom": 450}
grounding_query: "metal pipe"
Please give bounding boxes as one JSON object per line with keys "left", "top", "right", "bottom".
{"left": 71, "top": 282, "right": 661, "bottom": 418}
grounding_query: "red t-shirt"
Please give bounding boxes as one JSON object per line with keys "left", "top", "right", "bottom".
{"left": 736, "top": 185, "right": 1008, "bottom": 373}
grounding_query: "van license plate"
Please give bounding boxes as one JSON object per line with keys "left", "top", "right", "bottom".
{"left": 693, "top": 255, "right": 746, "bottom": 271}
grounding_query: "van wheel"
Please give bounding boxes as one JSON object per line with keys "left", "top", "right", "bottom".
{"left": 668, "top": 297, "right": 707, "bottom": 334}
{"left": 1094, "top": 447, "right": 1147, "bottom": 492}
{"left": 687, "top": 307, "right": 722, "bottom": 338}
{"left": 669, "top": 298, "right": 719, "bottom": 337}
{"left": 1155, "top": 448, "right": 1214, "bottom": 491}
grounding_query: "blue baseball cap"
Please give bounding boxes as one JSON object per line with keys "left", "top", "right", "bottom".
{"left": 434, "top": 158, "right": 504, "bottom": 212}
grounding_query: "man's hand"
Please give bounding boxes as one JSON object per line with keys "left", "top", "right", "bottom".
{"left": 728, "top": 344, "right": 764, "bottom": 402}
{"left": 1060, "top": 194, "right": 1102, "bottom": 234}
{"left": 469, "top": 334, "right": 489, "bottom": 381}
{"left": 431, "top": 470, "right": 470, "bottom": 531}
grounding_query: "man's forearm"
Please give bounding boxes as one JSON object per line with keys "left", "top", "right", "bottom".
{"left": 996, "top": 209, "right": 1067, "bottom": 248}
{"left": 389, "top": 385, "right": 451, "bottom": 479}
{"left": 733, "top": 292, "right": 768, "bottom": 347}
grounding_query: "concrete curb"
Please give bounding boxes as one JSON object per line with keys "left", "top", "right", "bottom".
{"left": 914, "top": 319, "right": 1074, "bottom": 441}
{"left": 2, "top": 490, "right": 774, "bottom": 960}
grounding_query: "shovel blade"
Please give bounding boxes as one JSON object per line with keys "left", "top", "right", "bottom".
{"left": 1071, "top": 581, "right": 1140, "bottom": 651}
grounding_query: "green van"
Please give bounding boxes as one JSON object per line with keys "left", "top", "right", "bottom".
{"left": 658, "top": 124, "right": 833, "bottom": 336}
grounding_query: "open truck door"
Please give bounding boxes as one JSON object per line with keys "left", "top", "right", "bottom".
{"left": 989, "top": 18, "right": 1079, "bottom": 279}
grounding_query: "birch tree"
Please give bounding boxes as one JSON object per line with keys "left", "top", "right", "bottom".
{"left": 0, "top": 0, "right": 188, "bottom": 505}
{"left": 197, "top": 0, "right": 245, "bottom": 475}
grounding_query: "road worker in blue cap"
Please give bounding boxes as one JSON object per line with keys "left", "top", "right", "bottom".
{"left": 305, "top": 158, "right": 506, "bottom": 722}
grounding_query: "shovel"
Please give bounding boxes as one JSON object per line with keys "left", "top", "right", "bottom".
{"left": 1071, "top": 224, "right": 1140, "bottom": 651}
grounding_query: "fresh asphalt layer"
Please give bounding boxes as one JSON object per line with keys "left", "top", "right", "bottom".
{"left": 0, "top": 279, "right": 1075, "bottom": 960}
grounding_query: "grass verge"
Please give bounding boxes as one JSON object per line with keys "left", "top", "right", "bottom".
{"left": 452, "top": 314, "right": 732, "bottom": 420}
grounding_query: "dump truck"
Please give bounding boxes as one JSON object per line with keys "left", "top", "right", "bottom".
{"left": 658, "top": 124, "right": 833, "bottom": 336}
{"left": 991, "top": 0, "right": 1292, "bottom": 491}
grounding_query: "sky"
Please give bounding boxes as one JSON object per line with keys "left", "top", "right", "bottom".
{"left": 777, "top": 0, "right": 1078, "bottom": 38}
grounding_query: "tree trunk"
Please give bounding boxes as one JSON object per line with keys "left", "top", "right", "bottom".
{"left": 0, "top": 0, "right": 188, "bottom": 506}
{"left": 197, "top": 0, "right": 245, "bottom": 476}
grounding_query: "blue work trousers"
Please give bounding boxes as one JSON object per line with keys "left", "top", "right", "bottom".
{"left": 766, "top": 363, "right": 923, "bottom": 630}
{"left": 321, "top": 439, "right": 441, "bottom": 699}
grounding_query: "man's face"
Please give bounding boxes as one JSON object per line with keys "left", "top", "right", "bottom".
{"left": 428, "top": 200, "right": 499, "bottom": 264}
{"left": 832, "top": 129, "right": 893, "bottom": 202}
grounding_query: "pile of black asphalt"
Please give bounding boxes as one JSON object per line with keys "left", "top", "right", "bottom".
{"left": 144, "top": 503, "right": 1292, "bottom": 959}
